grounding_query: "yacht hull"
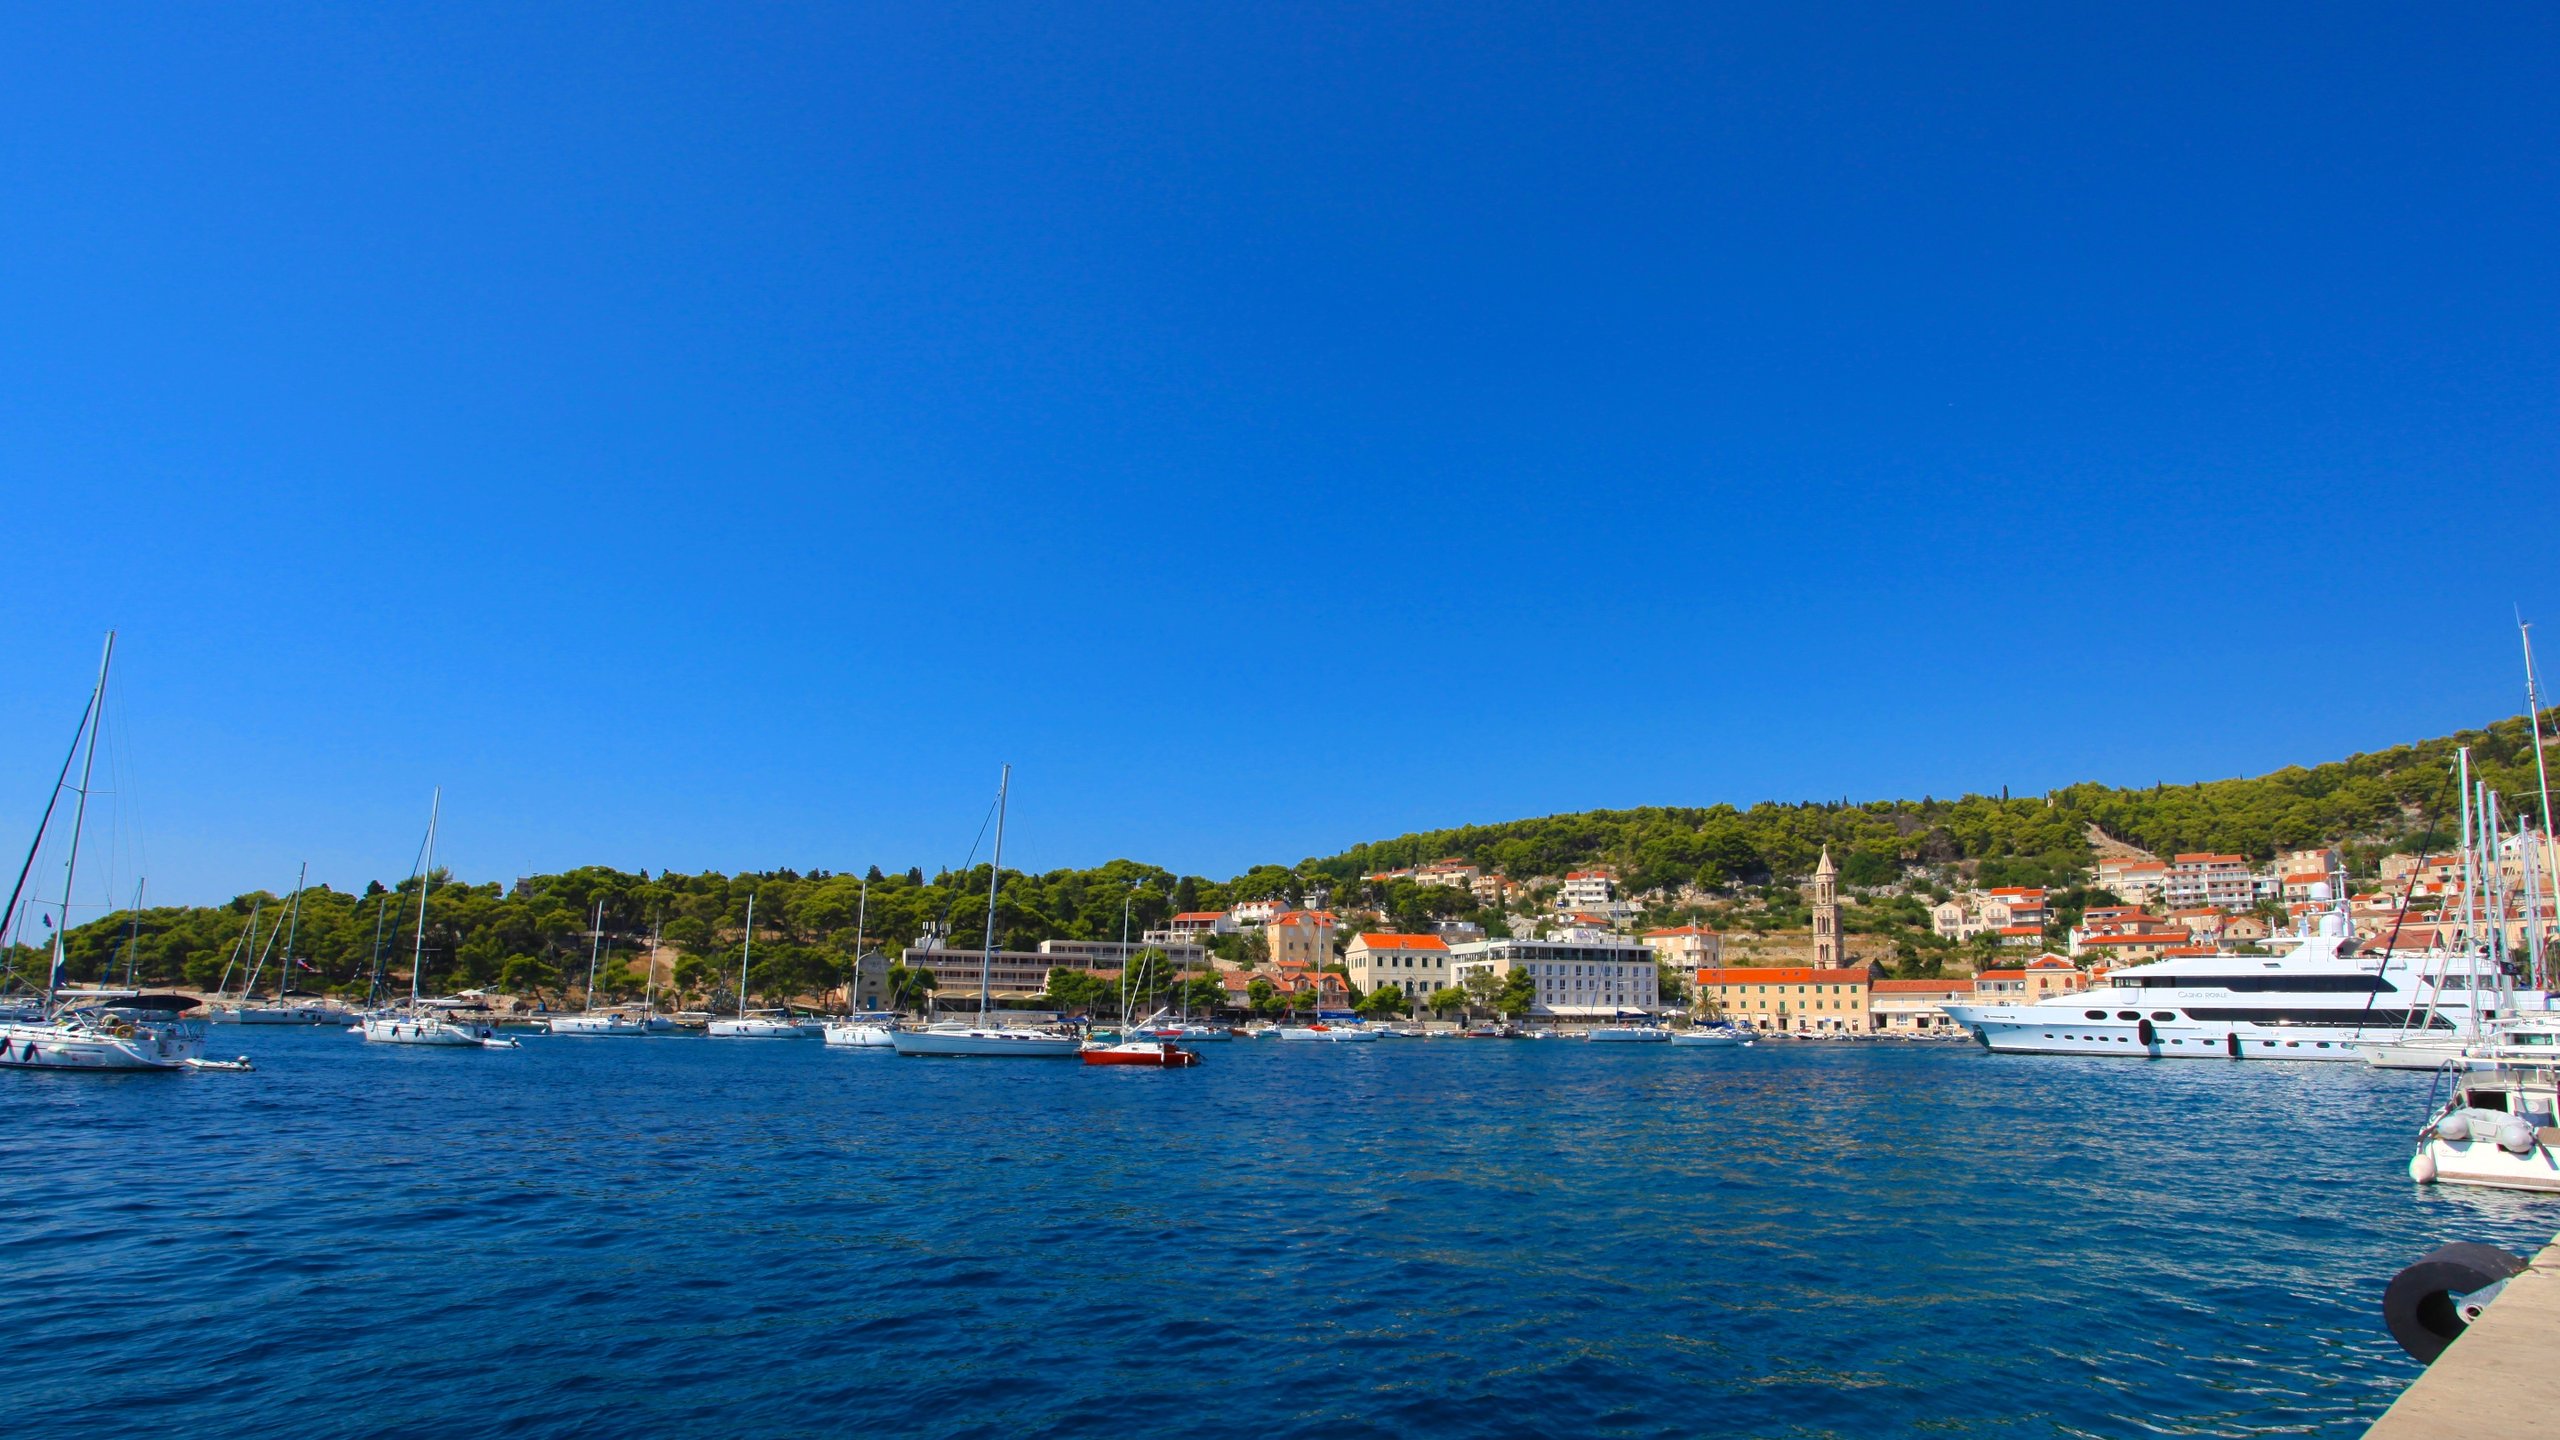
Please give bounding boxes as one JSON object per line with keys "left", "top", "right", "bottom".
{"left": 361, "top": 1017, "right": 518, "bottom": 1048}
{"left": 1587, "top": 1027, "right": 1670, "bottom": 1043}
{"left": 1081, "top": 1040, "right": 1200, "bottom": 1067}
{"left": 890, "top": 1028, "right": 1080, "bottom": 1058}
{"left": 1276, "top": 1026, "right": 1378, "bottom": 1043}
{"left": 546, "top": 1015, "right": 648, "bottom": 1036}
{"left": 707, "top": 1019, "right": 812, "bottom": 1039}
{"left": 1944, "top": 1007, "right": 2416, "bottom": 1061}
{"left": 822, "top": 1023, "right": 898, "bottom": 1047}
{"left": 0, "top": 1021, "right": 203, "bottom": 1071}
{"left": 1668, "top": 1031, "right": 1743, "bottom": 1048}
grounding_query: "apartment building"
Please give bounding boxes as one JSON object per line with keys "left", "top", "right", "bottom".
{"left": 1693, "top": 965, "right": 1874, "bottom": 1034}
{"left": 2164, "top": 853, "right": 2257, "bottom": 910}
{"left": 1451, "top": 936, "right": 1660, "bottom": 1017}
{"left": 1870, "top": 978, "right": 1971, "bottom": 1034}
{"left": 1036, "top": 937, "right": 1210, "bottom": 971}
{"left": 1345, "top": 932, "right": 1454, "bottom": 1002}
{"left": 1267, "top": 910, "right": 1339, "bottom": 970}
{"left": 1640, "top": 924, "right": 1722, "bottom": 968}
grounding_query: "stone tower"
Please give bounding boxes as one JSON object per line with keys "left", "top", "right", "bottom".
{"left": 1812, "top": 846, "right": 1843, "bottom": 969}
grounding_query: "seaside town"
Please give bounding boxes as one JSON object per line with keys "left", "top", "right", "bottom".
{"left": 763, "top": 830, "right": 2560, "bottom": 1041}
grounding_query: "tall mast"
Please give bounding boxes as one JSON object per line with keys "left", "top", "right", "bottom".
{"left": 645, "top": 918, "right": 661, "bottom": 1016}
{"left": 2525, "top": 618, "right": 2558, "bottom": 988}
{"left": 409, "top": 789, "right": 440, "bottom": 1008}
{"left": 584, "top": 899, "right": 604, "bottom": 1013}
{"left": 366, "top": 891, "right": 390, "bottom": 1008}
{"left": 981, "top": 765, "right": 1010, "bottom": 1023}
{"left": 276, "top": 861, "right": 307, "bottom": 1003}
{"left": 47, "top": 631, "right": 114, "bottom": 1006}
{"left": 120, "top": 878, "right": 145, "bottom": 988}
{"left": 850, "top": 874, "right": 868, "bottom": 1015}
{"left": 737, "top": 892, "right": 755, "bottom": 1019}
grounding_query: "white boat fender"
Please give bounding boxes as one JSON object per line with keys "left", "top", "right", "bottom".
{"left": 2497, "top": 1118, "right": 2538, "bottom": 1156}
{"left": 2382, "top": 1242, "right": 2527, "bottom": 1363}
{"left": 2436, "top": 1113, "right": 2471, "bottom": 1144}
{"left": 2408, "top": 1150, "right": 2438, "bottom": 1184}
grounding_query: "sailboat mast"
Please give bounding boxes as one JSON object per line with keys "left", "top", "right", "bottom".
{"left": 366, "top": 891, "right": 390, "bottom": 1005}
{"left": 120, "top": 878, "right": 145, "bottom": 989}
{"left": 2524, "top": 618, "right": 2558, "bottom": 989}
{"left": 737, "top": 892, "right": 755, "bottom": 1019}
{"left": 46, "top": 631, "right": 114, "bottom": 1005}
{"left": 277, "top": 861, "right": 306, "bottom": 1003}
{"left": 410, "top": 790, "right": 441, "bottom": 1008}
{"left": 645, "top": 918, "right": 661, "bottom": 1016}
{"left": 980, "top": 765, "right": 1010, "bottom": 1022}
{"left": 585, "top": 899, "right": 604, "bottom": 1012}
{"left": 850, "top": 875, "right": 868, "bottom": 1016}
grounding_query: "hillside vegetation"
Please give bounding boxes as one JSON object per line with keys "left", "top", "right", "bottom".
{"left": 9, "top": 711, "right": 2553, "bottom": 1003}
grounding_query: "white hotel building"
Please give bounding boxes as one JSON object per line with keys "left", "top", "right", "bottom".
{"left": 1449, "top": 937, "right": 1662, "bottom": 1019}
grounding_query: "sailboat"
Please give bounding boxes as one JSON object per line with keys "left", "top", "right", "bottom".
{"left": 548, "top": 900, "right": 646, "bottom": 1035}
{"left": 1082, "top": 891, "right": 1200, "bottom": 1067}
{"left": 823, "top": 874, "right": 900, "bottom": 1047}
{"left": 360, "top": 791, "right": 519, "bottom": 1049}
{"left": 708, "top": 893, "right": 810, "bottom": 1037}
{"left": 1, "top": 634, "right": 230, "bottom": 1072}
{"left": 223, "top": 863, "right": 357, "bottom": 1025}
{"left": 892, "top": 766, "right": 1079, "bottom": 1058}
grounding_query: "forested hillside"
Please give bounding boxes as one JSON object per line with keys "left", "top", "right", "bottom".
{"left": 8, "top": 710, "right": 2552, "bottom": 1001}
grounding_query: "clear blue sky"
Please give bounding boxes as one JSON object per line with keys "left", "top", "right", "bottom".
{"left": 3, "top": 4, "right": 2555, "bottom": 908}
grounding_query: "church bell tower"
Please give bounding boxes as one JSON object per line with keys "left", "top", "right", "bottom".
{"left": 1812, "top": 846, "right": 1843, "bottom": 969}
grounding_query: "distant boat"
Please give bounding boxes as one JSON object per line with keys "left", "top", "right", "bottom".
{"left": 1586, "top": 1024, "right": 1671, "bottom": 1043}
{"left": 892, "top": 767, "right": 1078, "bottom": 1059}
{"left": 1080, "top": 897, "right": 1200, "bottom": 1068}
{"left": 709, "top": 894, "right": 814, "bottom": 1038}
{"left": 360, "top": 791, "right": 519, "bottom": 1050}
{"left": 549, "top": 900, "right": 646, "bottom": 1035}
{"left": 820, "top": 876, "right": 897, "bottom": 1047}
{"left": 1669, "top": 1026, "right": 1749, "bottom": 1049}
{"left": 0, "top": 634, "right": 224, "bottom": 1073}
{"left": 1276, "top": 1022, "right": 1378, "bottom": 1043}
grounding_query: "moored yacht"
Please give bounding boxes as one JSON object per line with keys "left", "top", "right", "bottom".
{"left": 1941, "top": 894, "right": 2539, "bottom": 1062}
{"left": 1586, "top": 1024, "right": 1671, "bottom": 1043}
{"left": 361, "top": 792, "right": 521, "bottom": 1050}
{"left": 889, "top": 767, "right": 1079, "bottom": 1059}
{"left": 1, "top": 636, "right": 233, "bottom": 1075}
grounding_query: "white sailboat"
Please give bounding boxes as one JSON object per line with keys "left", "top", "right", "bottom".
{"left": 708, "top": 893, "right": 810, "bottom": 1038}
{"left": 1, "top": 634, "right": 227, "bottom": 1073}
{"left": 221, "top": 863, "right": 357, "bottom": 1025}
{"left": 548, "top": 900, "right": 646, "bottom": 1035}
{"left": 360, "top": 791, "right": 519, "bottom": 1049}
{"left": 823, "top": 874, "right": 899, "bottom": 1047}
{"left": 893, "top": 767, "right": 1079, "bottom": 1058}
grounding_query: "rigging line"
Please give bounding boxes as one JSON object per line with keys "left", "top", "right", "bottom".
{"left": 929, "top": 788, "right": 1005, "bottom": 939}
{"left": 0, "top": 682, "right": 103, "bottom": 956}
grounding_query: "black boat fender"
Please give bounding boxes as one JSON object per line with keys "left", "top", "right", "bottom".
{"left": 2383, "top": 1242, "right": 2527, "bottom": 1363}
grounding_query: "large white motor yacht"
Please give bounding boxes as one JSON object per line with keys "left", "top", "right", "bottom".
{"left": 1941, "top": 901, "right": 2543, "bottom": 1062}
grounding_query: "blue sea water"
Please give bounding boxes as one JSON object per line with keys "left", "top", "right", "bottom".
{"left": 3, "top": 1033, "right": 2553, "bottom": 1439}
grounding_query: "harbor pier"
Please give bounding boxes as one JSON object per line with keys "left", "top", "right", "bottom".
{"left": 2364, "top": 1231, "right": 2560, "bottom": 1439}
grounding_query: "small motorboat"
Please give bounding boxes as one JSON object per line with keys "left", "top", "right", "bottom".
{"left": 1670, "top": 1025, "right": 1753, "bottom": 1048}
{"left": 2409, "top": 1064, "right": 2560, "bottom": 1192}
{"left": 1586, "top": 1025, "right": 1671, "bottom": 1043}
{"left": 1276, "top": 1023, "right": 1379, "bottom": 1043}
{"left": 1080, "top": 1039, "right": 1200, "bottom": 1068}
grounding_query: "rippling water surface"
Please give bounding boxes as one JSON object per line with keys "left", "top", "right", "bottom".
{"left": 5, "top": 1032, "right": 2554, "bottom": 1438}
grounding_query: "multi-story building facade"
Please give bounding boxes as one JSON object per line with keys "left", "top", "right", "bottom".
{"left": 2164, "top": 853, "right": 2257, "bottom": 911}
{"left": 1870, "top": 978, "right": 1971, "bottom": 1034}
{"left": 1036, "top": 938, "right": 1209, "bottom": 971}
{"left": 1267, "top": 910, "right": 1338, "bottom": 971}
{"left": 1969, "top": 955, "right": 2089, "bottom": 1004}
{"left": 1640, "top": 924, "right": 1722, "bottom": 968}
{"left": 1450, "top": 937, "right": 1660, "bottom": 1017}
{"left": 1693, "top": 965, "right": 1874, "bottom": 1034}
{"left": 1345, "top": 933, "right": 1453, "bottom": 1003}
{"left": 2095, "top": 856, "right": 2169, "bottom": 904}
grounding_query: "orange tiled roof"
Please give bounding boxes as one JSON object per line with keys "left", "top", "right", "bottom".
{"left": 1353, "top": 933, "right": 1449, "bottom": 951}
